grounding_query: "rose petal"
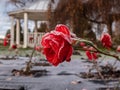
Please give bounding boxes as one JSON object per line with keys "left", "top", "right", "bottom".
{"left": 86, "top": 51, "right": 92, "bottom": 60}
{"left": 55, "top": 24, "right": 70, "bottom": 36}
{"left": 101, "top": 33, "right": 112, "bottom": 49}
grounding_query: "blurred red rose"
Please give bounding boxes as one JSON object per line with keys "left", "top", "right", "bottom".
{"left": 29, "top": 36, "right": 34, "bottom": 41}
{"left": 12, "top": 44, "right": 17, "bottom": 49}
{"left": 101, "top": 33, "right": 112, "bottom": 49}
{"left": 35, "top": 46, "right": 42, "bottom": 52}
{"left": 117, "top": 45, "right": 120, "bottom": 52}
{"left": 41, "top": 24, "right": 73, "bottom": 66}
{"left": 86, "top": 51, "right": 98, "bottom": 60}
{"left": 80, "top": 42, "right": 85, "bottom": 47}
{"left": 3, "top": 38, "right": 8, "bottom": 46}
{"left": 6, "top": 34, "right": 11, "bottom": 38}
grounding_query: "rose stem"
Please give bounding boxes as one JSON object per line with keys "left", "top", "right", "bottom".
{"left": 75, "top": 38, "right": 120, "bottom": 61}
{"left": 24, "top": 37, "right": 37, "bottom": 74}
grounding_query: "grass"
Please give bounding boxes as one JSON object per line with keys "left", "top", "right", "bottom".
{"left": 0, "top": 44, "right": 33, "bottom": 56}
{"left": 0, "top": 44, "right": 44, "bottom": 59}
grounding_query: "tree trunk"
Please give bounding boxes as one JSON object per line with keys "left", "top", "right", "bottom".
{"left": 107, "top": 22, "right": 113, "bottom": 37}
{"left": 106, "top": 16, "right": 113, "bottom": 37}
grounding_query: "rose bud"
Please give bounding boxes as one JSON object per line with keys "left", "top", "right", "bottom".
{"left": 29, "top": 36, "right": 34, "bottom": 41}
{"left": 80, "top": 42, "right": 85, "bottom": 47}
{"left": 35, "top": 46, "right": 42, "bottom": 52}
{"left": 6, "top": 34, "right": 11, "bottom": 38}
{"left": 3, "top": 38, "right": 8, "bottom": 46}
{"left": 12, "top": 44, "right": 17, "bottom": 49}
{"left": 101, "top": 33, "right": 112, "bottom": 49}
{"left": 86, "top": 51, "right": 98, "bottom": 60}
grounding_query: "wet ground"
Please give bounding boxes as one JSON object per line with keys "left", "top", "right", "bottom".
{"left": 0, "top": 55, "right": 120, "bottom": 90}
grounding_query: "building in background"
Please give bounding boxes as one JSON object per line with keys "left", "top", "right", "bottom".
{"left": 8, "top": 0, "right": 57, "bottom": 48}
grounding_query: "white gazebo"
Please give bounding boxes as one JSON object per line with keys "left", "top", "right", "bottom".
{"left": 8, "top": 0, "right": 51, "bottom": 48}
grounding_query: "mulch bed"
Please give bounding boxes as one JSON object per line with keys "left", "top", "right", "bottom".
{"left": 12, "top": 69, "right": 49, "bottom": 77}
{"left": 0, "top": 56, "right": 17, "bottom": 60}
{"left": 80, "top": 64, "right": 120, "bottom": 81}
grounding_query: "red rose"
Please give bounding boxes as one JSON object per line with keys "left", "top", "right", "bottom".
{"left": 80, "top": 42, "right": 85, "bottom": 47}
{"left": 117, "top": 45, "right": 120, "bottom": 52}
{"left": 86, "top": 51, "right": 98, "bottom": 60}
{"left": 41, "top": 24, "right": 73, "bottom": 66}
{"left": 12, "top": 44, "right": 17, "bottom": 49}
{"left": 35, "top": 46, "right": 42, "bottom": 52}
{"left": 92, "top": 52, "right": 98, "bottom": 60}
{"left": 101, "top": 33, "right": 112, "bottom": 49}
{"left": 6, "top": 34, "right": 11, "bottom": 38}
{"left": 29, "top": 36, "right": 34, "bottom": 41}
{"left": 3, "top": 38, "right": 8, "bottom": 46}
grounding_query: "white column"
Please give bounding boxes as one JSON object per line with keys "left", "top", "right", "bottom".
{"left": 34, "top": 21, "right": 38, "bottom": 44}
{"left": 34, "top": 20, "right": 38, "bottom": 32}
{"left": 16, "top": 19, "right": 20, "bottom": 46}
{"left": 10, "top": 17, "right": 15, "bottom": 47}
{"left": 23, "top": 13, "right": 28, "bottom": 48}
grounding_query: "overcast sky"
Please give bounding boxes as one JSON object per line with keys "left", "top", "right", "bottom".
{"left": 0, "top": 0, "right": 17, "bottom": 38}
{"left": 0, "top": 0, "right": 37, "bottom": 39}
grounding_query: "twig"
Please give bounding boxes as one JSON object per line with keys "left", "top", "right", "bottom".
{"left": 93, "top": 61, "right": 104, "bottom": 80}
{"left": 23, "top": 46, "right": 36, "bottom": 74}
{"left": 74, "top": 38, "right": 120, "bottom": 61}
{"left": 24, "top": 35, "right": 38, "bottom": 74}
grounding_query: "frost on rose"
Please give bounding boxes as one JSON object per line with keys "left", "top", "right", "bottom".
{"left": 41, "top": 24, "right": 73, "bottom": 66}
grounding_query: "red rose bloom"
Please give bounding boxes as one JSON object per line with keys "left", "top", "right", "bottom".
{"left": 3, "top": 38, "right": 8, "bottom": 46}
{"left": 35, "top": 46, "right": 42, "bottom": 52}
{"left": 117, "top": 45, "right": 120, "bottom": 52}
{"left": 80, "top": 42, "right": 85, "bottom": 47}
{"left": 12, "top": 44, "right": 17, "bottom": 49}
{"left": 101, "top": 33, "right": 112, "bottom": 49}
{"left": 6, "top": 34, "right": 11, "bottom": 38}
{"left": 29, "top": 36, "right": 34, "bottom": 41}
{"left": 41, "top": 24, "right": 73, "bottom": 66}
{"left": 86, "top": 51, "right": 98, "bottom": 60}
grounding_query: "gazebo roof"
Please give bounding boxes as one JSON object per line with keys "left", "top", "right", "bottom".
{"left": 8, "top": 0, "right": 51, "bottom": 21}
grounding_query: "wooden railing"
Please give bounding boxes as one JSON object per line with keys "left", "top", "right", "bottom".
{"left": 28, "top": 32, "right": 45, "bottom": 47}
